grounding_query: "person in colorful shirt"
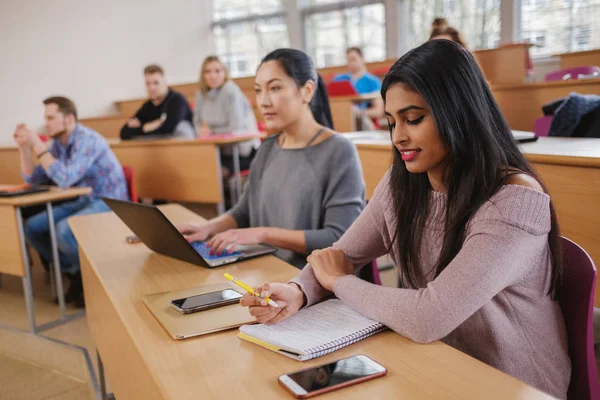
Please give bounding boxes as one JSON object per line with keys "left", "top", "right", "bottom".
{"left": 333, "top": 47, "right": 384, "bottom": 130}
{"left": 13, "top": 96, "right": 128, "bottom": 308}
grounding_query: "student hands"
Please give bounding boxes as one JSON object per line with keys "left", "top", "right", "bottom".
{"left": 127, "top": 118, "right": 141, "bottom": 128}
{"left": 206, "top": 227, "right": 267, "bottom": 255}
{"left": 197, "top": 126, "right": 212, "bottom": 137}
{"left": 240, "top": 282, "right": 304, "bottom": 324}
{"left": 13, "top": 124, "right": 35, "bottom": 148}
{"left": 307, "top": 248, "right": 353, "bottom": 291}
{"left": 176, "top": 223, "right": 213, "bottom": 242}
{"left": 142, "top": 118, "right": 163, "bottom": 133}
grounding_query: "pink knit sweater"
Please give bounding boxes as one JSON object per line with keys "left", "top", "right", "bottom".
{"left": 292, "top": 170, "right": 571, "bottom": 399}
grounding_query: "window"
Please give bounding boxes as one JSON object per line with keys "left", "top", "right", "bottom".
{"left": 521, "top": 0, "right": 600, "bottom": 57}
{"left": 212, "top": 1, "right": 289, "bottom": 77}
{"left": 408, "top": 0, "right": 501, "bottom": 50}
{"left": 303, "top": 1, "right": 386, "bottom": 68}
{"left": 522, "top": 30, "right": 547, "bottom": 48}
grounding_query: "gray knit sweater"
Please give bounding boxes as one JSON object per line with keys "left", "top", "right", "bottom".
{"left": 229, "top": 133, "right": 365, "bottom": 268}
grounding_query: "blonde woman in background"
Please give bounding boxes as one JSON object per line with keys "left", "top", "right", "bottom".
{"left": 194, "top": 56, "right": 260, "bottom": 175}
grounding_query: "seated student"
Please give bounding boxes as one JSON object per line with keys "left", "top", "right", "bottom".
{"left": 178, "top": 48, "right": 365, "bottom": 269}
{"left": 120, "top": 64, "right": 194, "bottom": 140}
{"left": 430, "top": 26, "right": 469, "bottom": 49}
{"left": 194, "top": 55, "right": 261, "bottom": 175}
{"left": 14, "top": 96, "right": 128, "bottom": 308}
{"left": 240, "top": 41, "right": 570, "bottom": 399}
{"left": 430, "top": 17, "right": 448, "bottom": 35}
{"left": 333, "top": 47, "right": 384, "bottom": 129}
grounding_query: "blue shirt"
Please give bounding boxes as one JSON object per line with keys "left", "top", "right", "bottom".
{"left": 334, "top": 72, "right": 382, "bottom": 109}
{"left": 25, "top": 124, "right": 129, "bottom": 201}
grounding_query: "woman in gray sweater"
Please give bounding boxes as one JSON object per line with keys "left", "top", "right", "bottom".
{"left": 194, "top": 56, "right": 260, "bottom": 173}
{"left": 179, "top": 49, "right": 365, "bottom": 269}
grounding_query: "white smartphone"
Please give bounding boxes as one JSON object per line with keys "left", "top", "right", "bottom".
{"left": 169, "top": 289, "right": 242, "bottom": 315}
{"left": 278, "top": 354, "right": 387, "bottom": 398}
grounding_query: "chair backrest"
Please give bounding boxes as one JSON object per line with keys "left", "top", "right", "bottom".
{"left": 558, "top": 237, "right": 600, "bottom": 399}
{"left": 357, "top": 259, "right": 382, "bottom": 286}
{"left": 122, "top": 166, "right": 138, "bottom": 203}
{"left": 545, "top": 66, "right": 600, "bottom": 82}
{"left": 534, "top": 116, "right": 553, "bottom": 137}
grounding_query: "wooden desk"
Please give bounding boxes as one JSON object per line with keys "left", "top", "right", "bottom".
{"left": 476, "top": 43, "right": 533, "bottom": 85}
{"left": 69, "top": 204, "right": 551, "bottom": 400}
{"left": 0, "top": 145, "right": 24, "bottom": 184}
{"left": 80, "top": 115, "right": 129, "bottom": 140}
{"left": 353, "top": 137, "right": 600, "bottom": 305}
{"left": 110, "top": 134, "right": 260, "bottom": 211}
{"left": 555, "top": 49, "right": 600, "bottom": 70}
{"left": 330, "top": 94, "right": 379, "bottom": 133}
{"left": 0, "top": 187, "right": 91, "bottom": 333}
{"left": 492, "top": 78, "right": 600, "bottom": 131}
{"left": 0, "top": 134, "right": 259, "bottom": 212}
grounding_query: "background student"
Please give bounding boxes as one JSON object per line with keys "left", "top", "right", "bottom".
{"left": 194, "top": 55, "right": 261, "bottom": 175}
{"left": 430, "top": 26, "right": 469, "bottom": 49}
{"left": 120, "top": 64, "right": 195, "bottom": 140}
{"left": 333, "top": 47, "right": 384, "bottom": 129}
{"left": 240, "top": 41, "right": 570, "bottom": 399}
{"left": 14, "top": 96, "right": 128, "bottom": 308}
{"left": 179, "top": 48, "right": 365, "bottom": 269}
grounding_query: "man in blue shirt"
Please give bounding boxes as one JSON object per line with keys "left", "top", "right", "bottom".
{"left": 13, "top": 96, "right": 128, "bottom": 307}
{"left": 333, "top": 47, "right": 384, "bottom": 128}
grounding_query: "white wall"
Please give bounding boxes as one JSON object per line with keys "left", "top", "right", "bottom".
{"left": 0, "top": 0, "right": 214, "bottom": 145}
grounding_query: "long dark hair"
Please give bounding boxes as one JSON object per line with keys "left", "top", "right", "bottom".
{"left": 382, "top": 40, "right": 562, "bottom": 298}
{"left": 259, "top": 48, "right": 334, "bottom": 129}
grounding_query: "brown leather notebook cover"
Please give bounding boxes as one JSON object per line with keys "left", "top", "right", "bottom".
{"left": 142, "top": 283, "right": 255, "bottom": 340}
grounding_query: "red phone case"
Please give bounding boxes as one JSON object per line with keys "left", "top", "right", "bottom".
{"left": 279, "top": 355, "right": 387, "bottom": 399}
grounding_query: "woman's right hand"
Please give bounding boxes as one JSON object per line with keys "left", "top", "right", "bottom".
{"left": 176, "top": 223, "right": 212, "bottom": 242}
{"left": 240, "top": 282, "right": 305, "bottom": 324}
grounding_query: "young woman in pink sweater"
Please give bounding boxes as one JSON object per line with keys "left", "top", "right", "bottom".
{"left": 240, "top": 40, "right": 570, "bottom": 398}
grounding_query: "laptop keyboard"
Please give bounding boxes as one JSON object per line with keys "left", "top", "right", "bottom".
{"left": 190, "top": 241, "right": 242, "bottom": 260}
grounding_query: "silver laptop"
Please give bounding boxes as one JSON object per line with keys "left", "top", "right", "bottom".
{"left": 102, "top": 198, "right": 276, "bottom": 268}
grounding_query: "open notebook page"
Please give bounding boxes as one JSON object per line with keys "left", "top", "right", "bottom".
{"left": 239, "top": 299, "right": 384, "bottom": 355}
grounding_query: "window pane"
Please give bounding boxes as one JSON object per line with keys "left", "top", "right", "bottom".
{"left": 213, "top": 17, "right": 290, "bottom": 78}
{"left": 213, "top": 0, "right": 283, "bottom": 21}
{"left": 306, "top": 3, "right": 386, "bottom": 68}
{"left": 522, "top": 0, "right": 600, "bottom": 57}
{"left": 408, "top": 0, "right": 501, "bottom": 50}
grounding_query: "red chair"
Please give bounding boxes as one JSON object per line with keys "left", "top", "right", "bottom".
{"left": 545, "top": 66, "right": 600, "bottom": 82}
{"left": 559, "top": 237, "right": 600, "bottom": 399}
{"left": 122, "top": 166, "right": 138, "bottom": 203}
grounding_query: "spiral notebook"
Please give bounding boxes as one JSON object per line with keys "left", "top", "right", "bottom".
{"left": 238, "top": 299, "right": 386, "bottom": 361}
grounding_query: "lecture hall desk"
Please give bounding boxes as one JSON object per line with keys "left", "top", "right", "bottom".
{"left": 68, "top": 204, "right": 552, "bottom": 400}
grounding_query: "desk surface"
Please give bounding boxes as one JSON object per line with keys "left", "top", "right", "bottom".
{"left": 492, "top": 77, "right": 600, "bottom": 91}
{"left": 108, "top": 133, "right": 262, "bottom": 147}
{"left": 352, "top": 136, "right": 600, "bottom": 164}
{"left": 329, "top": 93, "right": 379, "bottom": 102}
{"left": 70, "top": 204, "right": 551, "bottom": 400}
{"left": 0, "top": 186, "right": 91, "bottom": 206}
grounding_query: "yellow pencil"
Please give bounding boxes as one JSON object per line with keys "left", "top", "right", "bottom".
{"left": 224, "top": 273, "right": 280, "bottom": 308}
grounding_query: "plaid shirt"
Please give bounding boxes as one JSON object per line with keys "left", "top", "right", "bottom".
{"left": 25, "top": 124, "right": 128, "bottom": 200}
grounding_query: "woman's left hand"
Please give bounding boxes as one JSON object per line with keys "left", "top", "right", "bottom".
{"left": 206, "top": 227, "right": 268, "bottom": 255}
{"left": 307, "top": 248, "right": 354, "bottom": 291}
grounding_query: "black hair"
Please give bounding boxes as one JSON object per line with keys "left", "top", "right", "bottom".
{"left": 381, "top": 39, "right": 562, "bottom": 298}
{"left": 259, "top": 48, "right": 334, "bottom": 129}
